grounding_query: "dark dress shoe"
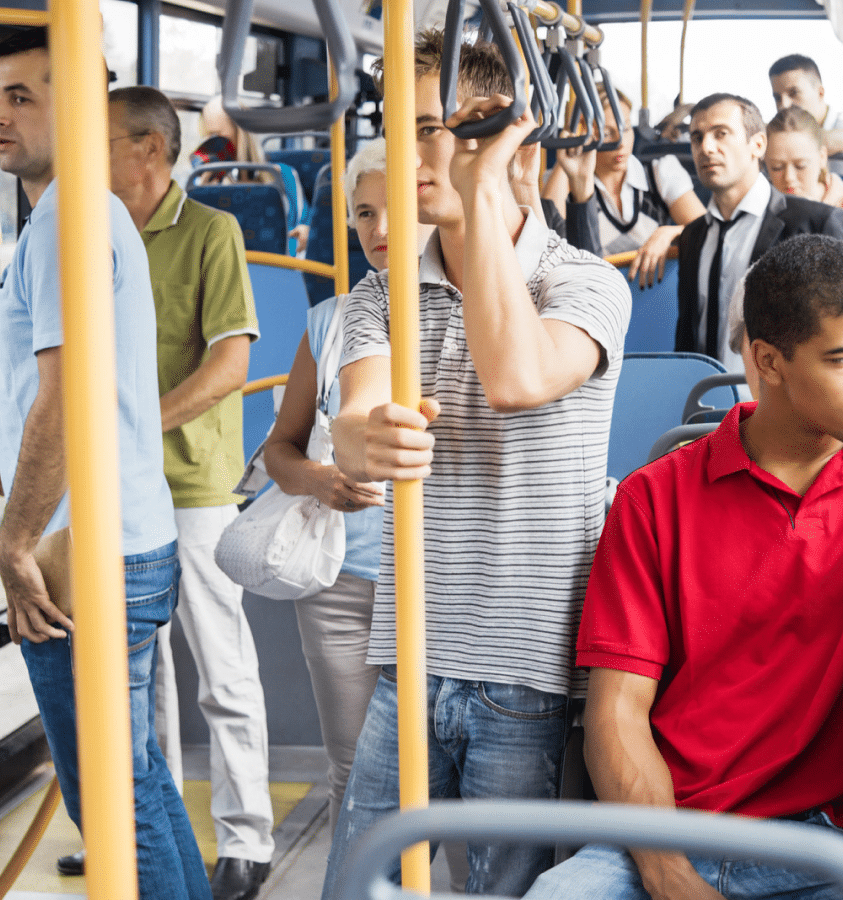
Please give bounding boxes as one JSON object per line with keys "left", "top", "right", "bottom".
{"left": 56, "top": 849, "right": 85, "bottom": 876}
{"left": 210, "top": 857, "right": 271, "bottom": 900}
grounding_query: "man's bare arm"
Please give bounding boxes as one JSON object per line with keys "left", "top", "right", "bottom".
{"left": 0, "top": 347, "right": 74, "bottom": 643}
{"left": 333, "top": 356, "right": 438, "bottom": 483}
{"left": 584, "top": 668, "right": 726, "bottom": 900}
{"left": 824, "top": 127, "right": 843, "bottom": 157}
{"left": 448, "top": 98, "right": 601, "bottom": 412}
{"left": 160, "top": 333, "right": 251, "bottom": 433}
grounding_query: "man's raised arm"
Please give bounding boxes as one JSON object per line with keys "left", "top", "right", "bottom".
{"left": 584, "top": 668, "right": 726, "bottom": 900}
{"left": 447, "top": 98, "right": 603, "bottom": 412}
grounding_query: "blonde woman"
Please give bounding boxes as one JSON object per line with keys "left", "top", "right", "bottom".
{"left": 765, "top": 106, "right": 843, "bottom": 207}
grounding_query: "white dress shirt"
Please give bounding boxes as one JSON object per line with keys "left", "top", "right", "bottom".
{"left": 697, "top": 173, "right": 770, "bottom": 362}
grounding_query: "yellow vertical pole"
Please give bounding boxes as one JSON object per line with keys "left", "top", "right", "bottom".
{"left": 50, "top": 3, "right": 138, "bottom": 900}
{"left": 383, "top": 0, "right": 430, "bottom": 893}
{"left": 330, "top": 63, "right": 349, "bottom": 296}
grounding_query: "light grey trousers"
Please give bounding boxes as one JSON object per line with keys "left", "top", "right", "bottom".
{"left": 294, "top": 572, "right": 379, "bottom": 833}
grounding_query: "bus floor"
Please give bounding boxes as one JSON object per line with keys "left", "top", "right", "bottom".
{"left": 0, "top": 745, "right": 454, "bottom": 900}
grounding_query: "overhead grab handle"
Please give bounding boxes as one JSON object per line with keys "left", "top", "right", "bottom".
{"left": 218, "top": 0, "right": 356, "bottom": 134}
{"left": 570, "top": 55, "right": 605, "bottom": 152}
{"left": 591, "top": 62, "right": 624, "bottom": 152}
{"left": 541, "top": 44, "right": 593, "bottom": 149}
{"left": 441, "top": 0, "right": 526, "bottom": 140}
{"left": 508, "top": 2, "right": 557, "bottom": 144}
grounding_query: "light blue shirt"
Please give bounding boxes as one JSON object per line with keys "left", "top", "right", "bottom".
{"left": 308, "top": 295, "right": 382, "bottom": 581}
{"left": 0, "top": 180, "right": 176, "bottom": 555}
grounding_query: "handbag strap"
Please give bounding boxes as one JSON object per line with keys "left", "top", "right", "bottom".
{"left": 315, "top": 294, "right": 347, "bottom": 413}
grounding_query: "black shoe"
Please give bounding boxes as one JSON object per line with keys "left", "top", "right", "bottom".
{"left": 56, "top": 849, "right": 85, "bottom": 876}
{"left": 210, "top": 857, "right": 271, "bottom": 900}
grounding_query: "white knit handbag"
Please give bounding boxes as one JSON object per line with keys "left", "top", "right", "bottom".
{"left": 214, "top": 298, "right": 346, "bottom": 600}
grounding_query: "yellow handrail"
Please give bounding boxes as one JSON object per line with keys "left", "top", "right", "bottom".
{"left": 0, "top": 8, "right": 48, "bottom": 25}
{"left": 245, "top": 250, "right": 335, "bottom": 278}
{"left": 330, "top": 64, "right": 350, "bottom": 296}
{"left": 383, "top": 0, "right": 430, "bottom": 893}
{"left": 242, "top": 373, "right": 289, "bottom": 396}
{"left": 52, "top": 1, "right": 138, "bottom": 898}
{"left": 0, "top": 776, "right": 61, "bottom": 899}
{"left": 604, "top": 246, "right": 679, "bottom": 269}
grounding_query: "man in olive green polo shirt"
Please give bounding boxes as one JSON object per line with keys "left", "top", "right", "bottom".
{"left": 102, "top": 86, "right": 274, "bottom": 900}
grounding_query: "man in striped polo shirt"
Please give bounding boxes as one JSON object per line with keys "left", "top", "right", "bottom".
{"left": 321, "top": 30, "right": 631, "bottom": 899}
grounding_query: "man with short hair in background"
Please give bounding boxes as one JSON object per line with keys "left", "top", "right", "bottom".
{"left": 674, "top": 92, "right": 843, "bottom": 368}
{"left": 769, "top": 54, "right": 843, "bottom": 170}
{"left": 0, "top": 27, "right": 209, "bottom": 900}
{"left": 93, "top": 85, "right": 274, "bottom": 900}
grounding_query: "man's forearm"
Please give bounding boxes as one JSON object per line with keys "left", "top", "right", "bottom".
{"left": 0, "top": 355, "right": 66, "bottom": 553}
{"left": 825, "top": 128, "right": 843, "bottom": 157}
{"left": 583, "top": 669, "right": 724, "bottom": 900}
{"left": 160, "top": 334, "right": 250, "bottom": 432}
{"left": 331, "top": 414, "right": 372, "bottom": 483}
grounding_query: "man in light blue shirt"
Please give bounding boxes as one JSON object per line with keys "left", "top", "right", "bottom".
{"left": 0, "top": 28, "right": 209, "bottom": 900}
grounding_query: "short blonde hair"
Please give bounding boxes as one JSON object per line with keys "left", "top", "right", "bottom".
{"left": 343, "top": 137, "right": 387, "bottom": 225}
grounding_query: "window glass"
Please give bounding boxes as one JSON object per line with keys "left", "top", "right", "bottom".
{"left": 101, "top": 0, "right": 138, "bottom": 87}
{"left": 597, "top": 18, "right": 841, "bottom": 125}
{"left": 160, "top": 14, "right": 219, "bottom": 96}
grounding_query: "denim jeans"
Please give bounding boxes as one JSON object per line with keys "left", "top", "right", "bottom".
{"left": 321, "top": 666, "right": 570, "bottom": 900}
{"left": 21, "top": 541, "right": 211, "bottom": 900}
{"left": 524, "top": 811, "right": 843, "bottom": 900}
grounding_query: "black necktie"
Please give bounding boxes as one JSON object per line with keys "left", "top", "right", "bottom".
{"left": 705, "top": 212, "right": 745, "bottom": 358}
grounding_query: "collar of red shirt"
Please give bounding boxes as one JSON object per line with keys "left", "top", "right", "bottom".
{"left": 707, "top": 401, "right": 843, "bottom": 499}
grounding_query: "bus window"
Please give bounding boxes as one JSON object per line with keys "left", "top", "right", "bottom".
{"left": 102, "top": 0, "right": 138, "bottom": 87}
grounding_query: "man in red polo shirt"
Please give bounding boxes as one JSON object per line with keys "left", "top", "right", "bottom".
{"left": 525, "top": 233, "right": 843, "bottom": 900}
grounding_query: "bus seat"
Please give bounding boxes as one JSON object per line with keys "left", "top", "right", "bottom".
{"left": 647, "top": 422, "right": 719, "bottom": 465}
{"left": 264, "top": 148, "right": 331, "bottom": 204}
{"left": 620, "top": 256, "right": 680, "bottom": 353}
{"left": 607, "top": 352, "right": 739, "bottom": 483}
{"left": 304, "top": 163, "right": 374, "bottom": 306}
{"left": 186, "top": 163, "right": 289, "bottom": 256}
{"left": 633, "top": 138, "right": 711, "bottom": 207}
{"left": 242, "top": 262, "right": 310, "bottom": 461}
{"left": 682, "top": 372, "right": 748, "bottom": 424}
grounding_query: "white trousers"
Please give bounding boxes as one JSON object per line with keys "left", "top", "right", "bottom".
{"left": 293, "top": 572, "right": 380, "bottom": 833}
{"left": 155, "top": 505, "right": 274, "bottom": 862}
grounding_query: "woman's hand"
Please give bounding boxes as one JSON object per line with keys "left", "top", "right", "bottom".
{"left": 310, "top": 463, "right": 385, "bottom": 513}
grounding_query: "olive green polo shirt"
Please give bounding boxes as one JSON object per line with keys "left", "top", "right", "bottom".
{"left": 142, "top": 180, "right": 259, "bottom": 508}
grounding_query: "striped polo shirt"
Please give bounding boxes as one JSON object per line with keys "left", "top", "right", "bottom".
{"left": 340, "top": 211, "right": 631, "bottom": 696}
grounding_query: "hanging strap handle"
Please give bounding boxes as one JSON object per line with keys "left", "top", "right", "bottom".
{"left": 218, "top": 0, "right": 356, "bottom": 133}
{"left": 541, "top": 44, "right": 593, "bottom": 149}
{"left": 441, "top": 0, "right": 527, "bottom": 139}
{"left": 591, "top": 62, "right": 624, "bottom": 151}
{"left": 508, "top": 2, "right": 557, "bottom": 144}
{"left": 569, "top": 56, "right": 605, "bottom": 152}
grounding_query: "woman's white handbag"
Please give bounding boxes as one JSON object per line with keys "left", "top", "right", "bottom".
{"left": 215, "top": 298, "right": 347, "bottom": 600}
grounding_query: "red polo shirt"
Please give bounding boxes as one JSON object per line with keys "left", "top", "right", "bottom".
{"left": 578, "top": 402, "right": 843, "bottom": 824}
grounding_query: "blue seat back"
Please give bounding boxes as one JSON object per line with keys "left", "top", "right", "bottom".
{"left": 304, "top": 164, "right": 373, "bottom": 306}
{"left": 617, "top": 256, "right": 679, "bottom": 352}
{"left": 265, "top": 148, "right": 331, "bottom": 204}
{"left": 607, "top": 352, "right": 739, "bottom": 482}
{"left": 242, "top": 262, "right": 310, "bottom": 461}
{"left": 188, "top": 181, "right": 289, "bottom": 255}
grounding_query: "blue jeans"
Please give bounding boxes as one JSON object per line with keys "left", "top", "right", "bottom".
{"left": 524, "top": 812, "right": 843, "bottom": 900}
{"left": 321, "top": 666, "right": 570, "bottom": 900}
{"left": 21, "top": 541, "right": 211, "bottom": 900}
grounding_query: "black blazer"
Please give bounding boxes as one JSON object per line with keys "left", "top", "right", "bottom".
{"left": 675, "top": 186, "right": 843, "bottom": 353}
